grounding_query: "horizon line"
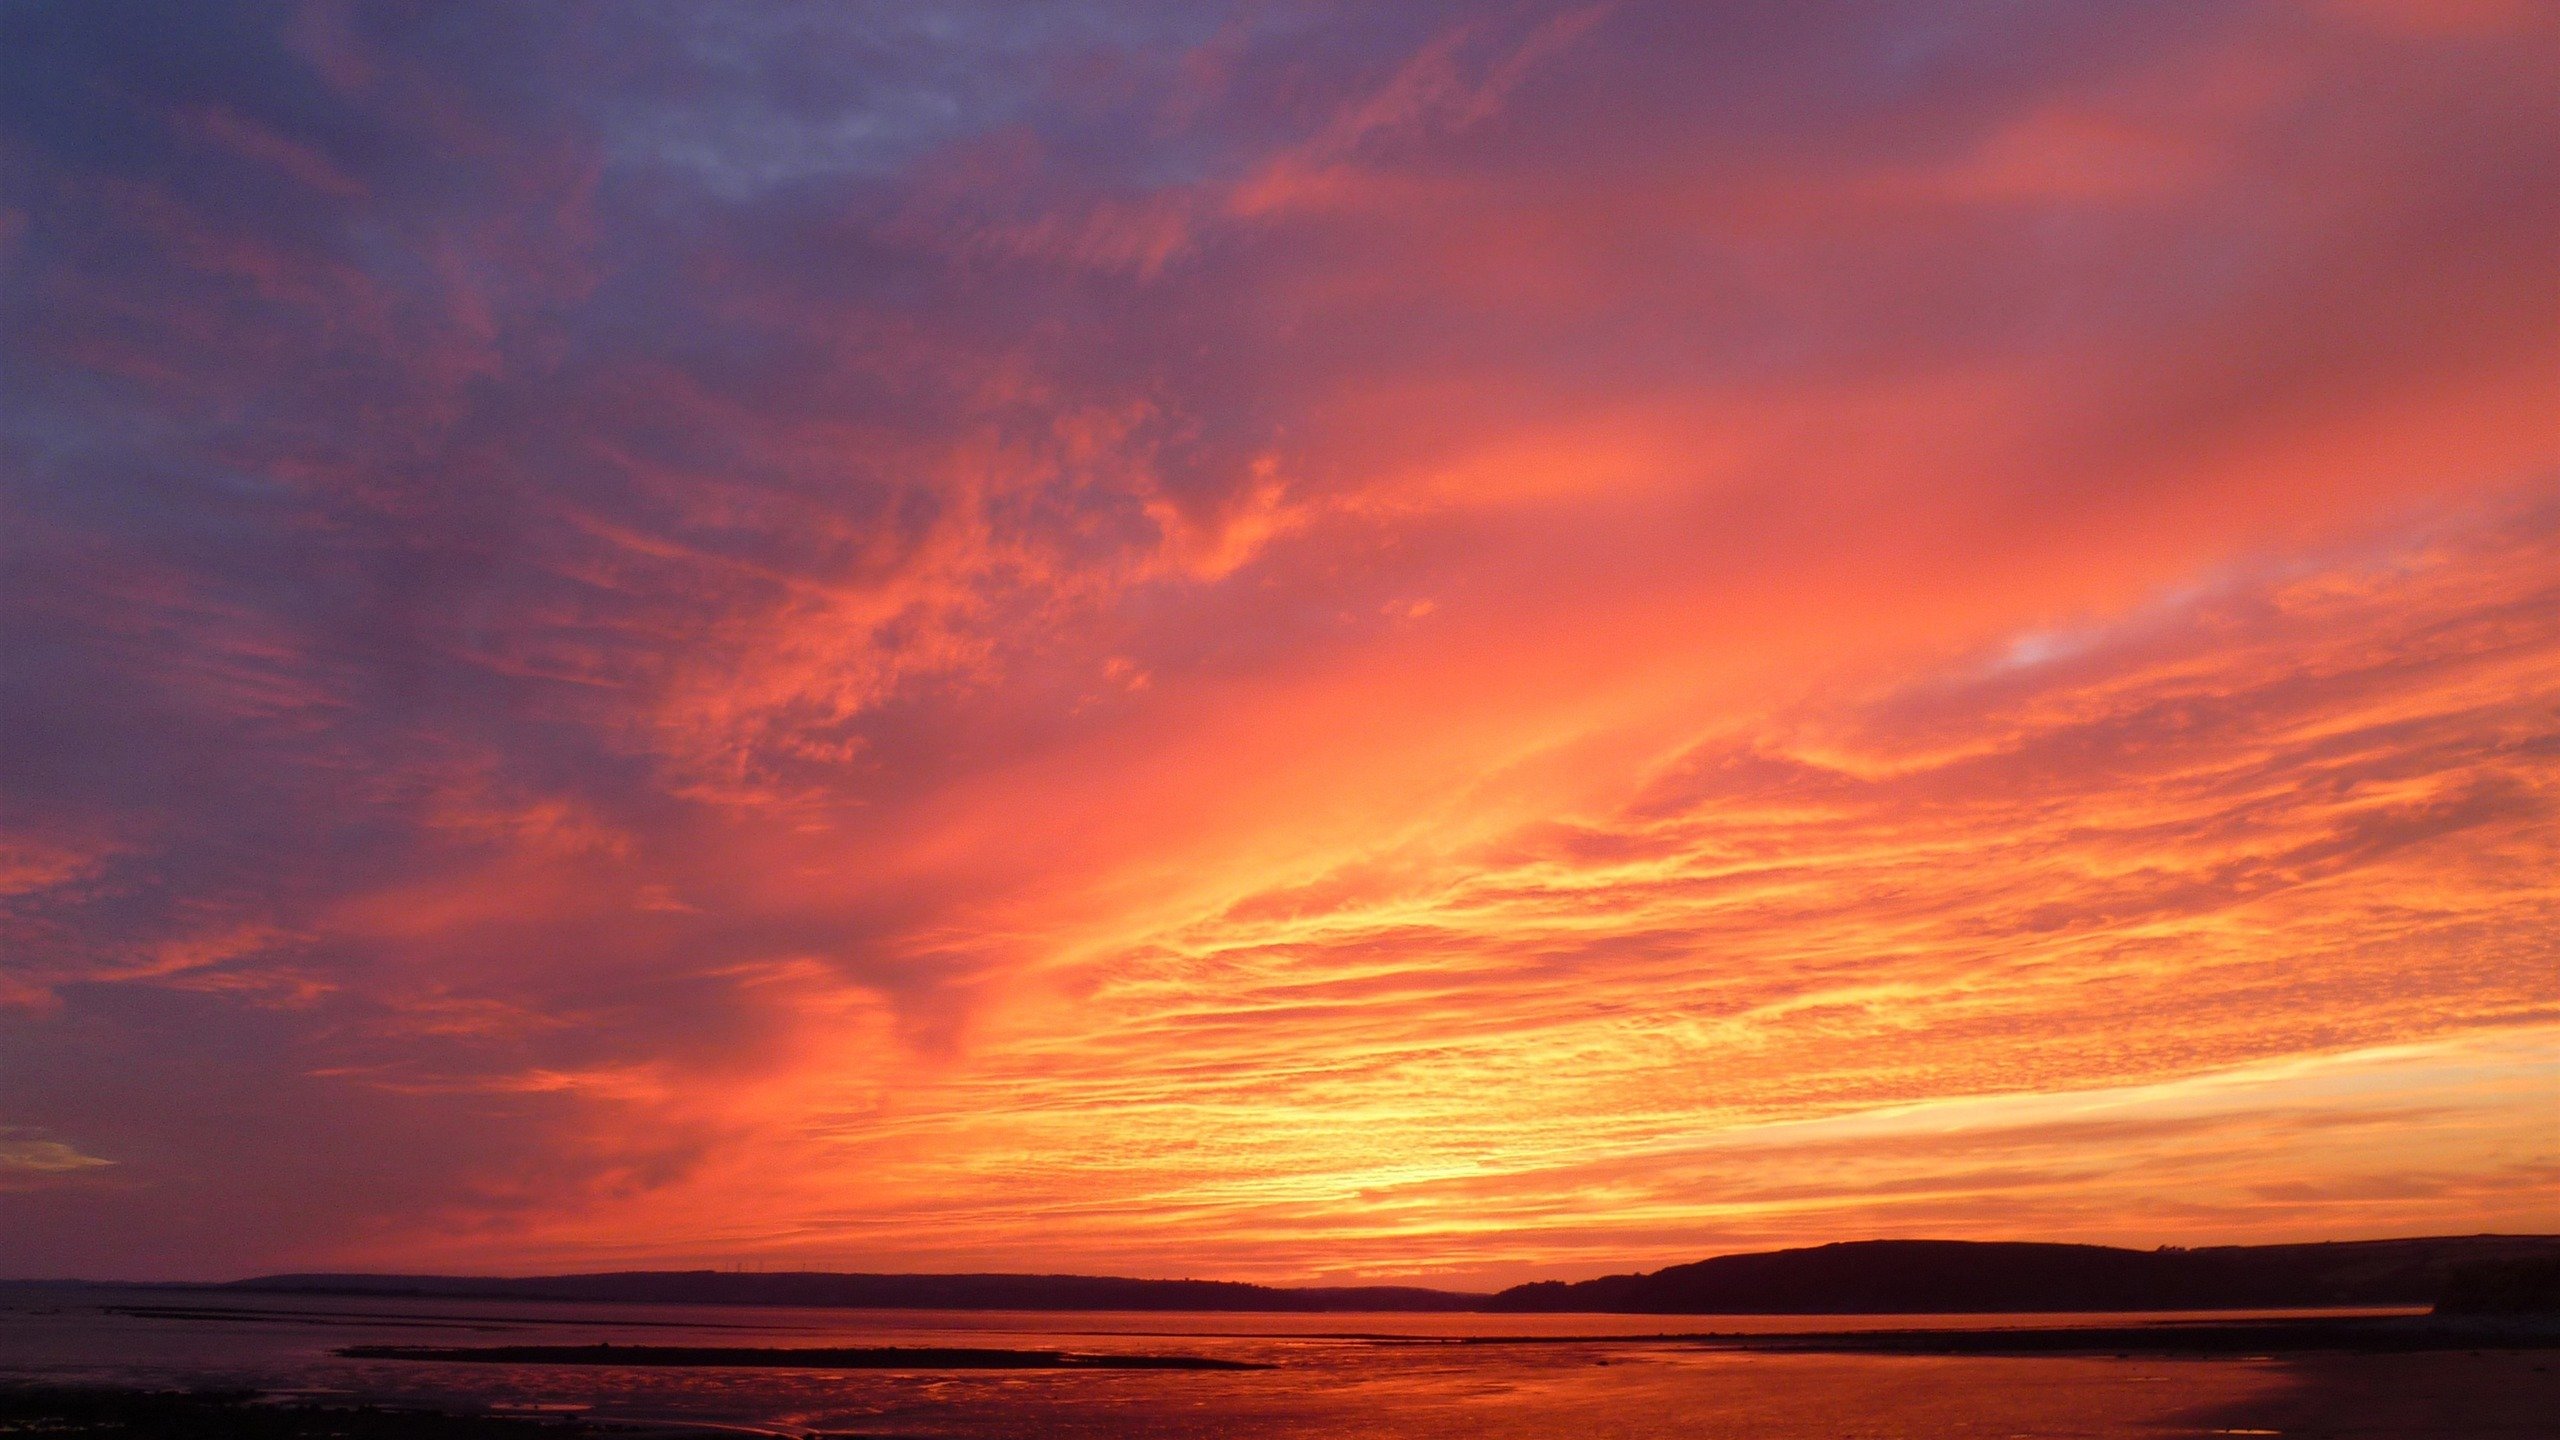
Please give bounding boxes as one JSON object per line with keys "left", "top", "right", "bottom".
{"left": 15, "top": 1230, "right": 2555, "bottom": 1292}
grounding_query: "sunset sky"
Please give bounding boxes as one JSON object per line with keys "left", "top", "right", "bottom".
{"left": 2, "top": 0, "right": 2555, "bottom": 1287}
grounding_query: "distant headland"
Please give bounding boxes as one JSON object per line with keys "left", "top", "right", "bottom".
{"left": 198, "top": 1234, "right": 2560, "bottom": 1315}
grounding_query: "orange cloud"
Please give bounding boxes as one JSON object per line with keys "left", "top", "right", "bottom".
{"left": 2, "top": 0, "right": 2552, "bottom": 1282}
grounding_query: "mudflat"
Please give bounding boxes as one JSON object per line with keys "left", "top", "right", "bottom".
{"left": 1424, "top": 1314, "right": 2560, "bottom": 1357}
{"left": 336, "top": 1341, "right": 1266, "bottom": 1371}
{"left": 2177, "top": 1350, "right": 2560, "bottom": 1439}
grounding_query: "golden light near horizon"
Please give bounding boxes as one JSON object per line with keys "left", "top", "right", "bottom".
{"left": 0, "top": 0, "right": 2554, "bottom": 1289}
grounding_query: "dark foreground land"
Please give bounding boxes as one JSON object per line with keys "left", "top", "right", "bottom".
{"left": 0, "top": 1386, "right": 665, "bottom": 1438}
{"left": 2186, "top": 1351, "right": 2560, "bottom": 1439}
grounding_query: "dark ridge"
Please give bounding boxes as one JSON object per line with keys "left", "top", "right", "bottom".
{"left": 1485, "top": 1235, "right": 2560, "bottom": 1314}
{"left": 228, "top": 1271, "right": 1486, "bottom": 1313}
{"left": 2435, "top": 1257, "right": 2560, "bottom": 1315}
{"left": 337, "top": 1343, "right": 1267, "bottom": 1371}
{"left": 213, "top": 1234, "right": 2560, "bottom": 1317}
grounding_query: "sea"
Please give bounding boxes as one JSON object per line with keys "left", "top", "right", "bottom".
{"left": 0, "top": 1283, "right": 2461, "bottom": 1437}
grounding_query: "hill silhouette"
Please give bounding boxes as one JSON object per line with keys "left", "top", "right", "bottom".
{"left": 221, "top": 1235, "right": 2560, "bottom": 1314}
{"left": 222, "top": 1269, "right": 1483, "bottom": 1312}
{"left": 1484, "top": 1235, "right": 2560, "bottom": 1313}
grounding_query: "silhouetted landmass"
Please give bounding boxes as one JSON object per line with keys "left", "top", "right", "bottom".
{"left": 219, "top": 1235, "right": 2560, "bottom": 1316}
{"left": 225, "top": 1270, "right": 1483, "bottom": 1312}
{"left": 2435, "top": 1257, "right": 2560, "bottom": 1315}
{"left": 338, "top": 1342, "right": 1264, "bottom": 1370}
{"left": 1485, "top": 1236, "right": 2560, "bottom": 1313}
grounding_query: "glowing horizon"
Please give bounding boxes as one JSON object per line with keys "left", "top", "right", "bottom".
{"left": 2, "top": 1, "right": 2555, "bottom": 1287}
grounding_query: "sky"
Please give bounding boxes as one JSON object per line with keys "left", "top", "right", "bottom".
{"left": 1, "top": 0, "right": 2554, "bottom": 1287}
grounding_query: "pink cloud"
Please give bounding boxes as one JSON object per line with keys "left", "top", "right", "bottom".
{"left": 2, "top": 0, "right": 2552, "bottom": 1281}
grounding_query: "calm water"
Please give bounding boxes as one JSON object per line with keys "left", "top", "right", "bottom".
{"left": 0, "top": 1284, "right": 2459, "bottom": 1437}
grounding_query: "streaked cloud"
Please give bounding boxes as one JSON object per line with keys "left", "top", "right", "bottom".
{"left": 1, "top": 0, "right": 2552, "bottom": 1282}
{"left": 0, "top": 1133, "right": 115, "bottom": 1186}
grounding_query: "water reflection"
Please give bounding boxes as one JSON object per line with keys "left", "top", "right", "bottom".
{"left": 0, "top": 1285, "right": 2462, "bottom": 1438}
